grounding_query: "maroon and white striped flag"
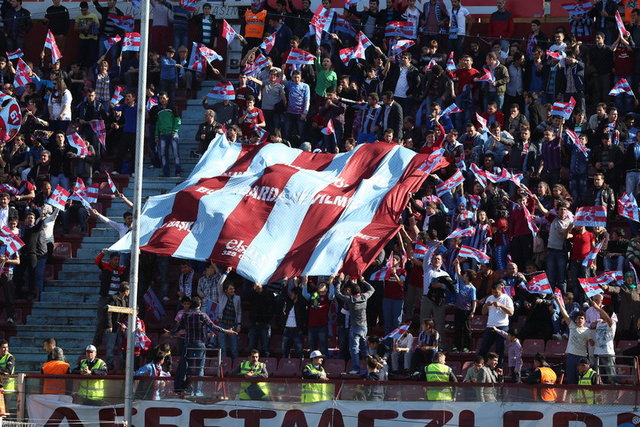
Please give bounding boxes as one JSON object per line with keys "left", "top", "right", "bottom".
{"left": 385, "top": 21, "right": 415, "bottom": 39}
{"left": 90, "top": 120, "right": 106, "bottom": 147}
{"left": 618, "top": 192, "right": 640, "bottom": 222}
{"left": 458, "top": 245, "right": 490, "bottom": 264}
{"left": 578, "top": 277, "right": 604, "bottom": 298}
{"left": 616, "top": 11, "right": 630, "bottom": 37}
{"left": 321, "top": 119, "right": 335, "bottom": 135}
{"left": 525, "top": 273, "right": 552, "bottom": 294}
{"left": 370, "top": 251, "right": 395, "bottom": 281}
{"left": 358, "top": 32, "right": 373, "bottom": 49}
{"left": 13, "top": 59, "right": 33, "bottom": 87}
{"left": 103, "top": 34, "right": 121, "bottom": 52}
{"left": 110, "top": 86, "right": 124, "bottom": 106}
{"left": 0, "top": 226, "right": 24, "bottom": 256}
{"left": 413, "top": 241, "right": 428, "bottom": 259}
{"left": 383, "top": 322, "right": 411, "bottom": 340}
{"left": 574, "top": 206, "right": 607, "bottom": 227}
{"left": 445, "top": 226, "right": 476, "bottom": 240}
{"left": 46, "top": 185, "right": 70, "bottom": 211}
{"left": 106, "top": 171, "right": 118, "bottom": 194}
{"left": 435, "top": 170, "right": 464, "bottom": 197}
{"left": 187, "top": 42, "right": 207, "bottom": 72}
{"left": 582, "top": 240, "right": 604, "bottom": 268}
{"left": 44, "top": 30, "right": 62, "bottom": 64}
{"left": 551, "top": 97, "right": 576, "bottom": 119}
{"left": 476, "top": 68, "right": 495, "bottom": 83}
{"left": 199, "top": 46, "right": 223, "bottom": 63}
{"left": 6, "top": 49, "right": 22, "bottom": 60}
{"left": 259, "top": 31, "right": 277, "bottom": 54}
{"left": 446, "top": 51, "right": 456, "bottom": 71}
{"left": 222, "top": 20, "right": 239, "bottom": 44}
{"left": 122, "top": 32, "right": 141, "bottom": 52}
{"left": 286, "top": 48, "right": 316, "bottom": 65}
{"left": 67, "top": 133, "right": 90, "bottom": 156}
{"left": 207, "top": 82, "right": 235, "bottom": 101}
{"left": 109, "top": 135, "right": 432, "bottom": 284}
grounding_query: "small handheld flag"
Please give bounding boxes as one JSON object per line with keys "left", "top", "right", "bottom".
{"left": 46, "top": 185, "right": 70, "bottom": 211}
{"left": 44, "top": 30, "right": 62, "bottom": 64}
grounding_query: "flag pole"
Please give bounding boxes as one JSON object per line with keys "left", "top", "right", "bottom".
{"left": 124, "top": 0, "right": 150, "bottom": 423}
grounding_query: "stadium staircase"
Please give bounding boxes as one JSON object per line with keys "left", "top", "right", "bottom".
{"left": 8, "top": 82, "right": 217, "bottom": 372}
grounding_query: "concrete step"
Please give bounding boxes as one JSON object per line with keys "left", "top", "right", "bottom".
{"left": 26, "top": 315, "right": 98, "bottom": 326}
{"left": 58, "top": 263, "right": 100, "bottom": 272}
{"left": 45, "top": 286, "right": 97, "bottom": 294}
{"left": 15, "top": 325, "right": 96, "bottom": 336}
{"left": 39, "top": 292, "right": 99, "bottom": 303}
{"left": 10, "top": 336, "right": 92, "bottom": 349}
{"left": 89, "top": 228, "right": 121, "bottom": 238}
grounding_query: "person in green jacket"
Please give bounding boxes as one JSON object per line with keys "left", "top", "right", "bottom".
{"left": 314, "top": 47, "right": 337, "bottom": 98}
{"left": 153, "top": 92, "right": 182, "bottom": 177}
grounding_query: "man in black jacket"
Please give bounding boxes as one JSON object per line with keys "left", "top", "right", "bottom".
{"left": 380, "top": 91, "right": 404, "bottom": 142}
{"left": 19, "top": 210, "right": 46, "bottom": 300}
{"left": 196, "top": 109, "right": 220, "bottom": 155}
{"left": 247, "top": 283, "right": 277, "bottom": 357}
{"left": 280, "top": 286, "right": 307, "bottom": 359}
{"left": 382, "top": 52, "right": 421, "bottom": 117}
{"left": 585, "top": 173, "right": 616, "bottom": 215}
{"left": 97, "top": 283, "right": 129, "bottom": 369}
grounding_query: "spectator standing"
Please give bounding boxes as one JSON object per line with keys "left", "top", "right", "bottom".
{"left": 280, "top": 286, "right": 307, "bottom": 358}
{"left": 92, "top": 0, "right": 124, "bottom": 59}
{"left": 3, "top": 0, "right": 31, "bottom": 52}
{"left": 590, "top": 0, "right": 619, "bottom": 45}
{"left": 555, "top": 294, "right": 589, "bottom": 384}
{"left": 216, "top": 281, "right": 241, "bottom": 359}
{"left": 193, "top": 3, "right": 216, "bottom": 48}
{"left": 591, "top": 300, "right": 617, "bottom": 384}
{"left": 302, "top": 276, "right": 335, "bottom": 358}
{"left": 478, "top": 281, "right": 514, "bottom": 366}
{"left": 247, "top": 283, "right": 277, "bottom": 357}
{"left": 447, "top": 0, "right": 470, "bottom": 55}
{"left": 489, "top": 0, "right": 514, "bottom": 52}
{"left": 421, "top": 0, "right": 448, "bottom": 44}
{"left": 44, "top": 0, "right": 69, "bottom": 53}
{"left": 40, "top": 347, "right": 69, "bottom": 394}
{"left": 152, "top": 92, "right": 181, "bottom": 177}
{"left": 336, "top": 278, "right": 374, "bottom": 374}
{"left": 382, "top": 52, "right": 420, "bottom": 116}
{"left": 74, "top": 2, "right": 99, "bottom": 67}
{"left": 195, "top": 109, "right": 218, "bottom": 155}
{"left": 47, "top": 78, "right": 72, "bottom": 133}
{"left": 249, "top": 68, "right": 286, "bottom": 133}
{"left": 150, "top": 0, "right": 171, "bottom": 54}
{"left": 284, "top": 71, "right": 309, "bottom": 146}
{"left": 159, "top": 47, "right": 180, "bottom": 101}
{"left": 452, "top": 259, "right": 476, "bottom": 352}
{"left": 492, "top": 327, "right": 522, "bottom": 382}
{"left": 421, "top": 242, "right": 450, "bottom": 334}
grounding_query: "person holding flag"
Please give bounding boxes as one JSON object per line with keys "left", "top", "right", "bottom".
{"left": 92, "top": 0, "right": 125, "bottom": 60}
{"left": 390, "top": 326, "right": 413, "bottom": 373}
{"left": 284, "top": 70, "right": 309, "bottom": 146}
{"left": 569, "top": 225, "right": 596, "bottom": 303}
{"left": 452, "top": 258, "right": 477, "bottom": 353}
{"left": 381, "top": 51, "right": 420, "bottom": 116}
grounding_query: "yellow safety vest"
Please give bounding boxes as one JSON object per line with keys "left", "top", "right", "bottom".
{"left": 238, "top": 361, "right": 269, "bottom": 400}
{"left": 425, "top": 363, "right": 454, "bottom": 401}
{"left": 244, "top": 10, "right": 267, "bottom": 39}
{"left": 0, "top": 353, "right": 15, "bottom": 392}
{"left": 576, "top": 368, "right": 597, "bottom": 404}
{"left": 78, "top": 359, "right": 106, "bottom": 400}
{"left": 301, "top": 364, "right": 333, "bottom": 403}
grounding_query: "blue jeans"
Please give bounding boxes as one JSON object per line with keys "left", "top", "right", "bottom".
{"left": 173, "top": 30, "right": 189, "bottom": 51}
{"left": 175, "top": 341, "right": 205, "bottom": 393}
{"left": 382, "top": 298, "right": 403, "bottom": 335}
{"left": 478, "top": 325, "right": 508, "bottom": 366}
{"left": 159, "top": 134, "right": 181, "bottom": 176}
{"left": 104, "top": 331, "right": 122, "bottom": 367}
{"left": 349, "top": 325, "right": 368, "bottom": 371}
{"left": 282, "top": 327, "right": 303, "bottom": 358}
{"left": 308, "top": 325, "right": 328, "bottom": 357}
{"left": 565, "top": 353, "right": 584, "bottom": 384}
{"left": 547, "top": 249, "right": 568, "bottom": 294}
{"left": 455, "top": 88, "right": 474, "bottom": 132}
{"left": 604, "top": 255, "right": 625, "bottom": 272}
{"left": 626, "top": 171, "right": 640, "bottom": 197}
{"left": 284, "top": 113, "right": 306, "bottom": 144}
{"left": 248, "top": 322, "right": 271, "bottom": 356}
{"left": 50, "top": 173, "right": 70, "bottom": 191}
{"left": 218, "top": 328, "right": 238, "bottom": 359}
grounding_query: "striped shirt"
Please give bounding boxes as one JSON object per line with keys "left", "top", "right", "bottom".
{"left": 172, "top": 308, "right": 226, "bottom": 343}
{"left": 358, "top": 104, "right": 382, "bottom": 135}
{"left": 201, "top": 16, "right": 214, "bottom": 44}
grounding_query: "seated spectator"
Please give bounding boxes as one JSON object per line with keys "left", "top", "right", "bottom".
{"left": 390, "top": 328, "right": 413, "bottom": 373}
{"left": 232, "top": 349, "right": 269, "bottom": 401}
{"left": 411, "top": 318, "right": 440, "bottom": 375}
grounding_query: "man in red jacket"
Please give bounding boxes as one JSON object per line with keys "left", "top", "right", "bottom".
{"left": 489, "top": 0, "right": 514, "bottom": 52}
{"left": 507, "top": 194, "right": 535, "bottom": 271}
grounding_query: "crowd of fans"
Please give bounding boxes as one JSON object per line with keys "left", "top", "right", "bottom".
{"left": 1, "top": 0, "right": 640, "bottom": 397}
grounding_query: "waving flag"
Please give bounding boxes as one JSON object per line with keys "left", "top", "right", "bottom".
{"left": 554, "top": 287, "right": 565, "bottom": 308}
{"left": 44, "top": 30, "right": 62, "bottom": 64}
{"left": 441, "top": 103, "right": 462, "bottom": 116}
{"left": 110, "top": 86, "right": 124, "bottom": 106}
{"left": 286, "top": 48, "right": 316, "bottom": 65}
{"left": 335, "top": 14, "right": 357, "bottom": 37}
{"left": 259, "top": 31, "right": 277, "bottom": 54}
{"left": 370, "top": 251, "right": 395, "bottom": 281}
{"left": 522, "top": 204, "right": 539, "bottom": 236}
{"left": 578, "top": 277, "right": 604, "bottom": 298}
{"left": 6, "top": 49, "right": 22, "bottom": 60}
{"left": 416, "top": 148, "right": 445, "bottom": 175}
{"left": 390, "top": 39, "right": 415, "bottom": 57}
{"left": 143, "top": 288, "right": 166, "bottom": 322}
{"left": 609, "top": 78, "right": 635, "bottom": 97}
{"left": 358, "top": 32, "right": 373, "bottom": 49}
{"left": 383, "top": 322, "right": 411, "bottom": 340}
{"left": 85, "top": 184, "right": 99, "bottom": 204}
{"left": 67, "top": 133, "right": 90, "bottom": 156}
{"left": 424, "top": 59, "right": 437, "bottom": 72}
{"left": 244, "top": 53, "right": 269, "bottom": 77}
{"left": 0, "top": 226, "right": 24, "bottom": 256}
{"left": 561, "top": 2, "right": 592, "bottom": 16}
{"left": 618, "top": 192, "right": 640, "bottom": 222}
{"left": 339, "top": 46, "right": 357, "bottom": 64}
{"left": 582, "top": 240, "right": 604, "bottom": 268}
{"left": 546, "top": 49, "right": 566, "bottom": 61}
{"left": 310, "top": 5, "right": 334, "bottom": 46}
{"left": 468, "top": 195, "right": 480, "bottom": 210}
{"left": 525, "top": 273, "right": 552, "bottom": 294}
{"left": 604, "top": 270, "right": 624, "bottom": 286}
{"left": 0, "top": 184, "right": 17, "bottom": 195}
{"left": 446, "top": 227, "right": 476, "bottom": 240}
{"left": 616, "top": 11, "right": 630, "bottom": 37}
{"left": 222, "top": 20, "right": 239, "bottom": 44}
{"left": 475, "top": 113, "right": 488, "bottom": 132}
{"left": 435, "top": 170, "right": 464, "bottom": 197}
{"left": 109, "top": 14, "right": 135, "bottom": 32}
{"left": 574, "top": 206, "right": 607, "bottom": 227}
{"left": 413, "top": 241, "right": 428, "bottom": 259}
{"left": 385, "top": 21, "right": 415, "bottom": 39}
{"left": 46, "top": 185, "right": 70, "bottom": 211}
{"left": 187, "top": 42, "right": 207, "bottom": 72}
{"left": 13, "top": 58, "right": 33, "bottom": 87}
{"left": 446, "top": 51, "right": 456, "bottom": 72}
{"left": 476, "top": 68, "right": 496, "bottom": 84}
{"left": 199, "top": 46, "right": 223, "bottom": 63}
{"left": 469, "top": 163, "right": 488, "bottom": 187}
{"left": 551, "top": 97, "right": 576, "bottom": 119}
{"left": 321, "top": 119, "right": 335, "bottom": 136}
{"left": 458, "top": 245, "right": 490, "bottom": 264}
{"left": 180, "top": 0, "right": 198, "bottom": 12}
{"left": 109, "top": 134, "right": 432, "bottom": 284}
{"left": 146, "top": 96, "right": 158, "bottom": 112}
{"left": 207, "top": 82, "right": 236, "bottom": 102}
{"left": 106, "top": 171, "right": 118, "bottom": 194}
{"left": 122, "top": 32, "right": 141, "bottom": 52}
{"left": 71, "top": 178, "right": 86, "bottom": 199}
{"left": 103, "top": 34, "right": 121, "bottom": 52}
{"left": 89, "top": 120, "right": 106, "bottom": 148}
{"left": 565, "top": 128, "right": 588, "bottom": 158}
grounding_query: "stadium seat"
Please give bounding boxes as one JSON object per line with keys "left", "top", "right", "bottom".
{"left": 51, "top": 242, "right": 73, "bottom": 260}
{"left": 522, "top": 339, "right": 545, "bottom": 357}
{"left": 616, "top": 340, "right": 637, "bottom": 353}
{"left": 545, "top": 339, "right": 568, "bottom": 357}
{"left": 274, "top": 358, "right": 300, "bottom": 377}
{"left": 462, "top": 360, "right": 475, "bottom": 376}
{"left": 204, "top": 356, "right": 232, "bottom": 377}
{"left": 449, "top": 361, "right": 462, "bottom": 377}
{"left": 324, "top": 359, "right": 345, "bottom": 378}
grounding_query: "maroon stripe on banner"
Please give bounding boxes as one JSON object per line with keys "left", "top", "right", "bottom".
{"left": 290, "top": 150, "right": 336, "bottom": 170}
{"left": 141, "top": 144, "right": 263, "bottom": 257}
{"left": 269, "top": 143, "right": 399, "bottom": 281}
{"left": 208, "top": 163, "right": 301, "bottom": 269}
{"left": 341, "top": 153, "right": 430, "bottom": 276}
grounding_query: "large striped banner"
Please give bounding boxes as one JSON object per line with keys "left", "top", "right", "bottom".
{"left": 111, "top": 135, "right": 434, "bottom": 284}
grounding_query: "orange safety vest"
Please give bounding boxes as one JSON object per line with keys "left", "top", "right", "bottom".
{"left": 42, "top": 360, "right": 70, "bottom": 394}
{"left": 536, "top": 366, "right": 557, "bottom": 402}
{"left": 245, "top": 10, "right": 267, "bottom": 39}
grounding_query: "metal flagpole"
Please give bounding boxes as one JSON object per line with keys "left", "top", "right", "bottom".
{"left": 124, "top": 0, "right": 150, "bottom": 423}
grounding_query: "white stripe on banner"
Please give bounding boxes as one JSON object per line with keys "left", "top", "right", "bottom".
{"left": 302, "top": 145, "right": 411, "bottom": 276}
{"left": 236, "top": 146, "right": 364, "bottom": 283}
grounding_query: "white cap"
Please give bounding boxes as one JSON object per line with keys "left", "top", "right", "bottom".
{"left": 85, "top": 345, "right": 97, "bottom": 352}
{"left": 309, "top": 350, "right": 325, "bottom": 359}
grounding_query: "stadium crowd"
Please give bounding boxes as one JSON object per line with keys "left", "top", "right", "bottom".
{"left": 2, "top": 0, "right": 640, "bottom": 401}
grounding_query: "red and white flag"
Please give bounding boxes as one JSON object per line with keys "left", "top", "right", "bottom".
{"left": 0, "top": 226, "right": 24, "bottom": 256}
{"left": 110, "top": 86, "right": 124, "bottom": 106}
{"left": 85, "top": 183, "right": 99, "bottom": 204}
{"left": 108, "top": 134, "right": 432, "bottom": 284}
{"left": 424, "top": 58, "right": 437, "bottom": 72}
{"left": 6, "top": 49, "right": 22, "bottom": 60}
{"left": 122, "top": 32, "right": 141, "bottom": 52}
{"left": 358, "top": 32, "right": 373, "bottom": 49}
{"left": 109, "top": 14, "right": 135, "bottom": 32}
{"left": 475, "top": 113, "right": 488, "bottom": 132}
{"left": 244, "top": 53, "right": 269, "bottom": 77}
{"left": 561, "top": 1, "right": 592, "bottom": 16}
{"left": 222, "top": 20, "right": 239, "bottom": 44}
{"left": 383, "top": 322, "right": 411, "bottom": 340}
{"left": 13, "top": 58, "right": 33, "bottom": 87}
{"left": 259, "top": 31, "right": 277, "bottom": 54}
{"left": 582, "top": 240, "right": 604, "bottom": 268}
{"left": 103, "top": 34, "right": 121, "bottom": 52}
{"left": 565, "top": 128, "right": 588, "bottom": 158}
{"left": 413, "top": 241, "right": 428, "bottom": 259}
{"left": 551, "top": 97, "right": 576, "bottom": 119}
{"left": 46, "top": 185, "right": 70, "bottom": 211}
{"left": 199, "top": 45, "right": 223, "bottom": 63}
{"left": 445, "top": 226, "right": 476, "bottom": 240}
{"left": 554, "top": 287, "right": 565, "bottom": 308}
{"left": 207, "top": 82, "right": 235, "bottom": 101}
{"left": 44, "top": 30, "right": 62, "bottom": 64}
{"left": 616, "top": 11, "right": 630, "bottom": 37}
{"left": 89, "top": 120, "right": 106, "bottom": 148}
{"left": 578, "top": 277, "right": 604, "bottom": 298}
{"left": 525, "top": 273, "right": 552, "bottom": 294}
{"left": 106, "top": 171, "right": 118, "bottom": 194}
{"left": 440, "top": 103, "right": 462, "bottom": 116}
{"left": 446, "top": 51, "right": 456, "bottom": 71}
{"left": 180, "top": 0, "right": 197, "bottom": 12}
{"left": 321, "top": 119, "right": 335, "bottom": 135}
{"left": 67, "top": 133, "right": 90, "bottom": 156}
{"left": 609, "top": 78, "right": 635, "bottom": 97}
{"left": 476, "top": 68, "right": 495, "bottom": 83}
{"left": 618, "top": 193, "right": 640, "bottom": 222}
{"left": 370, "top": 251, "right": 395, "bottom": 281}
{"left": 574, "top": 206, "right": 607, "bottom": 227}
{"left": 435, "top": 170, "right": 464, "bottom": 197}
{"left": 458, "top": 245, "right": 490, "bottom": 264}
{"left": 187, "top": 42, "right": 207, "bottom": 72}
{"left": 286, "top": 48, "right": 316, "bottom": 65}
{"left": 390, "top": 39, "right": 414, "bottom": 57}
{"left": 385, "top": 21, "right": 416, "bottom": 39}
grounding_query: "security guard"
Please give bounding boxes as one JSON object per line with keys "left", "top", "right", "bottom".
{"left": 41, "top": 347, "right": 70, "bottom": 394}
{"left": 575, "top": 358, "right": 599, "bottom": 404}
{"left": 424, "top": 352, "right": 457, "bottom": 401}
{"left": 301, "top": 350, "right": 333, "bottom": 402}
{"left": 0, "top": 340, "right": 15, "bottom": 394}
{"left": 243, "top": 4, "right": 267, "bottom": 44}
{"left": 72, "top": 345, "right": 108, "bottom": 405}
{"left": 232, "top": 349, "right": 269, "bottom": 400}
{"left": 526, "top": 353, "right": 557, "bottom": 402}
